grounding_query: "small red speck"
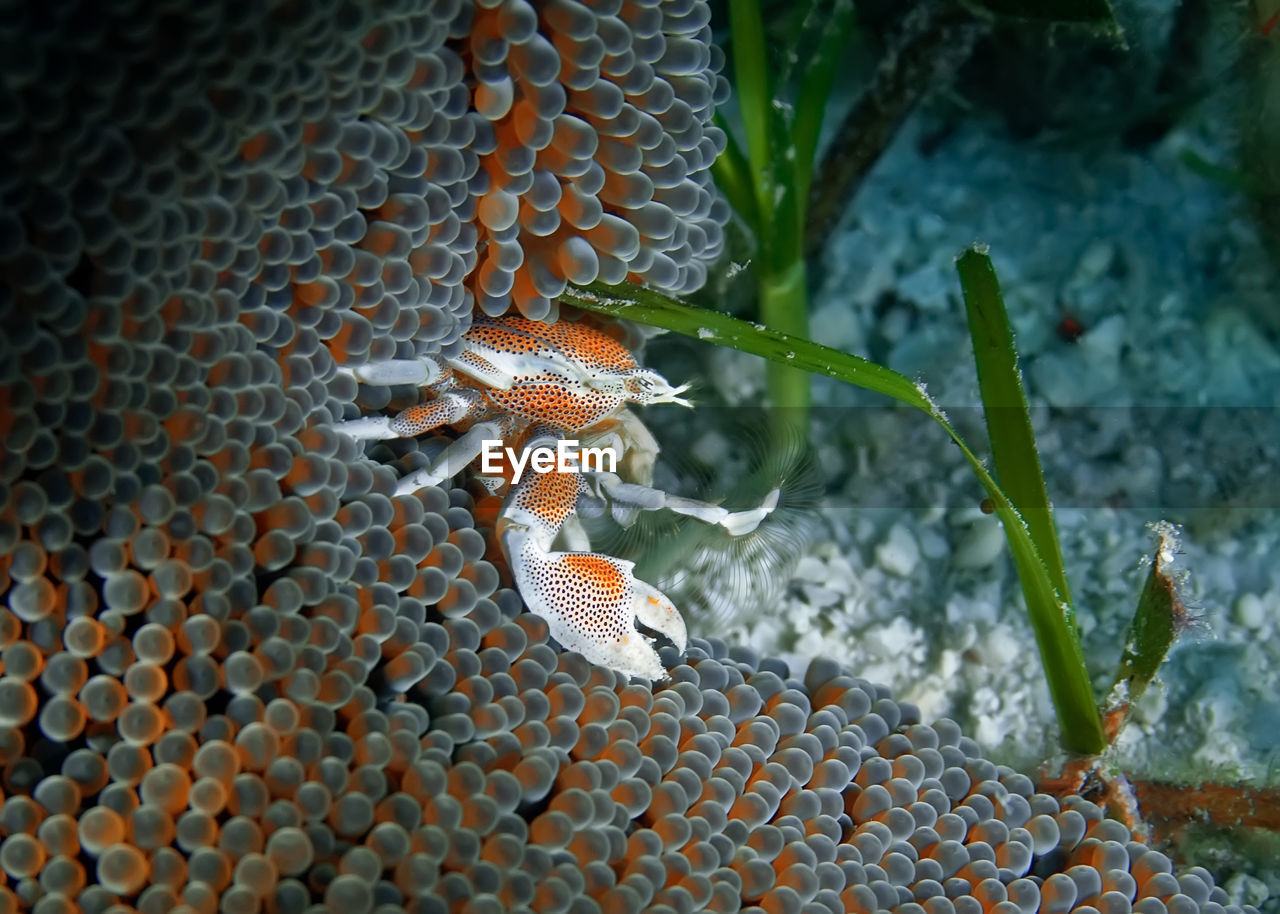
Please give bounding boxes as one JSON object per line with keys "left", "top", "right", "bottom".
{"left": 1057, "top": 314, "right": 1085, "bottom": 343}
{"left": 1263, "top": 9, "right": 1280, "bottom": 35}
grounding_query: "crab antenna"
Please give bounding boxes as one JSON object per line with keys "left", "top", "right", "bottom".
{"left": 661, "top": 382, "right": 694, "bottom": 408}
{"left": 630, "top": 371, "right": 694, "bottom": 408}
{"left": 643, "top": 379, "right": 691, "bottom": 408}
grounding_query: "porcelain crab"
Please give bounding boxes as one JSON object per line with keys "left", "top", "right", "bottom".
{"left": 333, "top": 315, "right": 778, "bottom": 680}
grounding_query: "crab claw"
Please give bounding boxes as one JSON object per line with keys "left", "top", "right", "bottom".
{"left": 632, "top": 578, "right": 688, "bottom": 654}
{"left": 507, "top": 538, "right": 686, "bottom": 681}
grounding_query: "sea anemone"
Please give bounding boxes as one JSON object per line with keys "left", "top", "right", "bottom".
{"left": 0, "top": 2, "right": 1258, "bottom": 913}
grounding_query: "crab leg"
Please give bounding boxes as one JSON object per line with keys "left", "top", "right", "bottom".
{"left": 393, "top": 419, "right": 508, "bottom": 496}
{"left": 333, "top": 389, "right": 487, "bottom": 441}
{"left": 585, "top": 472, "right": 781, "bottom": 536}
{"left": 333, "top": 355, "right": 445, "bottom": 386}
{"left": 333, "top": 384, "right": 518, "bottom": 495}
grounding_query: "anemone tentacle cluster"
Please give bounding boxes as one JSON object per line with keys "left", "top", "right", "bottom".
{"left": 465, "top": 0, "right": 729, "bottom": 319}
{"left": 0, "top": 1, "right": 1258, "bottom": 912}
